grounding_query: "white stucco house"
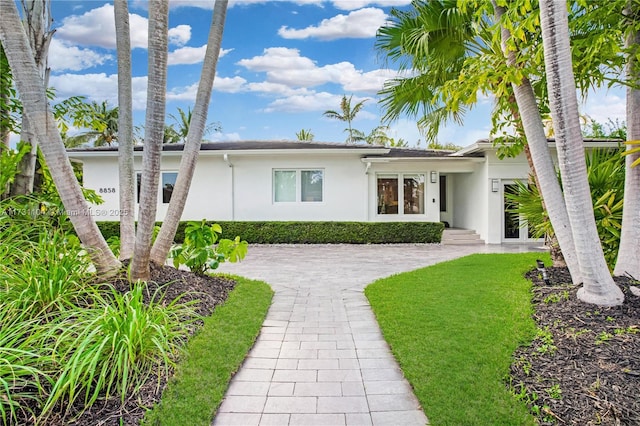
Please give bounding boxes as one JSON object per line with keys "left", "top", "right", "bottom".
{"left": 68, "top": 139, "right": 620, "bottom": 245}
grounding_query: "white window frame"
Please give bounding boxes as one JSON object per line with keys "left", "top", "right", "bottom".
{"left": 273, "top": 169, "right": 324, "bottom": 203}
{"left": 376, "top": 172, "right": 426, "bottom": 216}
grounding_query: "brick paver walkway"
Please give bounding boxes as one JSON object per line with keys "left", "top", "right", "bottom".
{"left": 213, "top": 243, "right": 545, "bottom": 426}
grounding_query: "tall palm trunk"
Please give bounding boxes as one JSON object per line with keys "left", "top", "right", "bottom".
{"left": 114, "top": 0, "right": 135, "bottom": 260}
{"left": 151, "top": 0, "right": 229, "bottom": 264}
{"left": 493, "top": 2, "right": 581, "bottom": 283}
{"left": 614, "top": 0, "right": 640, "bottom": 280}
{"left": 539, "top": 0, "right": 623, "bottom": 306}
{"left": 0, "top": 0, "right": 120, "bottom": 275}
{"left": 130, "top": 0, "right": 169, "bottom": 281}
{"left": 12, "top": 0, "right": 53, "bottom": 195}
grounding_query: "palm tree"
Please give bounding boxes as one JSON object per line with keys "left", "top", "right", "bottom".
{"left": 614, "top": 0, "right": 640, "bottom": 280}
{"left": 150, "top": 0, "right": 229, "bottom": 264}
{"left": 65, "top": 101, "right": 119, "bottom": 147}
{"left": 539, "top": 0, "right": 623, "bottom": 305}
{"left": 0, "top": 0, "right": 120, "bottom": 275}
{"left": 323, "top": 95, "right": 367, "bottom": 143}
{"left": 492, "top": 2, "right": 581, "bottom": 282}
{"left": 12, "top": 0, "right": 54, "bottom": 195}
{"left": 168, "top": 106, "right": 221, "bottom": 143}
{"left": 131, "top": 0, "right": 170, "bottom": 281}
{"left": 114, "top": 0, "right": 135, "bottom": 260}
{"left": 296, "top": 129, "right": 314, "bottom": 141}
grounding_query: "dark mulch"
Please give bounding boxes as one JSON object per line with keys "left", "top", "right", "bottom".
{"left": 510, "top": 267, "right": 640, "bottom": 425}
{"left": 30, "top": 263, "right": 236, "bottom": 426}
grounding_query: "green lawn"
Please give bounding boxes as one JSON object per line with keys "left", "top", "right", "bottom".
{"left": 143, "top": 276, "right": 273, "bottom": 426}
{"left": 365, "top": 253, "right": 549, "bottom": 426}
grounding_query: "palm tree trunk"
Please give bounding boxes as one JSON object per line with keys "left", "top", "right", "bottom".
{"left": 493, "top": 2, "right": 581, "bottom": 283}
{"left": 12, "top": 0, "right": 53, "bottom": 195}
{"left": 114, "top": 0, "right": 135, "bottom": 260}
{"left": 614, "top": 0, "right": 640, "bottom": 279}
{"left": 539, "top": 0, "right": 623, "bottom": 306}
{"left": 151, "top": 0, "right": 229, "bottom": 264}
{"left": 130, "top": 0, "right": 169, "bottom": 281}
{"left": 0, "top": 0, "right": 120, "bottom": 275}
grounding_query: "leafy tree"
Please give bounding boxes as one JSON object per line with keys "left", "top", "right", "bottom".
{"left": 167, "top": 106, "right": 221, "bottom": 143}
{"left": 12, "top": 0, "right": 54, "bottom": 196}
{"left": 0, "top": 0, "right": 120, "bottom": 274}
{"left": 296, "top": 128, "right": 314, "bottom": 141}
{"left": 65, "top": 101, "right": 119, "bottom": 147}
{"left": 323, "top": 94, "right": 368, "bottom": 144}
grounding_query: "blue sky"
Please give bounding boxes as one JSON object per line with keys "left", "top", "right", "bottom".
{"left": 35, "top": 0, "right": 628, "bottom": 147}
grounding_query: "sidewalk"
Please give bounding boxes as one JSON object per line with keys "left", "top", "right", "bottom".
{"left": 213, "top": 243, "right": 545, "bottom": 426}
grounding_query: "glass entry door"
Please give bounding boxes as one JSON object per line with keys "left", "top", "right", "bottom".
{"left": 503, "top": 183, "right": 523, "bottom": 241}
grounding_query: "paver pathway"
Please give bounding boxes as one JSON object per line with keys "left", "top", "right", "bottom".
{"left": 213, "top": 243, "right": 545, "bottom": 426}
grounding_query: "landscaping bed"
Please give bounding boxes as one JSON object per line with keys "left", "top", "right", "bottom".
{"left": 37, "top": 265, "right": 236, "bottom": 426}
{"left": 511, "top": 268, "right": 640, "bottom": 425}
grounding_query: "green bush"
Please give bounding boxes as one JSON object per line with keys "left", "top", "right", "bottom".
{"left": 97, "top": 221, "right": 444, "bottom": 245}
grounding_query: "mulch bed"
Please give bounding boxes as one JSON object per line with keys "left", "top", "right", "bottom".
{"left": 34, "top": 263, "right": 236, "bottom": 426}
{"left": 510, "top": 267, "right": 640, "bottom": 425}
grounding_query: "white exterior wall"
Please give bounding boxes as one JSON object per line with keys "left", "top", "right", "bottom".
{"left": 453, "top": 161, "right": 488, "bottom": 239}
{"left": 80, "top": 154, "right": 234, "bottom": 221}
{"left": 231, "top": 153, "right": 368, "bottom": 221}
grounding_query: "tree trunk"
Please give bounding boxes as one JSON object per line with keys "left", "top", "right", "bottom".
{"left": 151, "top": 0, "right": 229, "bottom": 264}
{"left": 114, "top": 0, "right": 135, "bottom": 260}
{"left": 0, "top": 0, "right": 120, "bottom": 275}
{"left": 12, "top": 0, "right": 53, "bottom": 195}
{"left": 539, "top": 0, "right": 623, "bottom": 306}
{"left": 493, "top": 2, "right": 581, "bottom": 283}
{"left": 130, "top": 0, "right": 169, "bottom": 281}
{"left": 614, "top": 0, "right": 640, "bottom": 280}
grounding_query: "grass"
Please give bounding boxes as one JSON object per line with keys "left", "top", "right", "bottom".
{"left": 143, "top": 276, "right": 273, "bottom": 426}
{"left": 365, "top": 252, "right": 550, "bottom": 426}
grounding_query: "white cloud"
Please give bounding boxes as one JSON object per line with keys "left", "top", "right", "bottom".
{"left": 168, "top": 46, "right": 232, "bottom": 65}
{"left": 264, "top": 91, "right": 370, "bottom": 113}
{"left": 168, "top": 24, "right": 192, "bottom": 46}
{"left": 245, "top": 82, "right": 313, "bottom": 97}
{"left": 55, "top": 4, "right": 191, "bottom": 49}
{"left": 208, "top": 131, "right": 242, "bottom": 142}
{"left": 167, "top": 75, "right": 247, "bottom": 101}
{"left": 238, "top": 47, "right": 317, "bottom": 72}
{"left": 48, "top": 73, "right": 149, "bottom": 109}
{"left": 278, "top": 7, "right": 386, "bottom": 40}
{"left": 330, "top": 0, "right": 411, "bottom": 10}
{"left": 48, "top": 39, "right": 112, "bottom": 72}
{"left": 237, "top": 47, "right": 402, "bottom": 94}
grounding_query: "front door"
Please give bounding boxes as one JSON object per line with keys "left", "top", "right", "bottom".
{"left": 503, "top": 182, "right": 526, "bottom": 241}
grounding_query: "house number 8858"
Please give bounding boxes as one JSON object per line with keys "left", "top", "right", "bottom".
{"left": 98, "top": 188, "right": 116, "bottom": 193}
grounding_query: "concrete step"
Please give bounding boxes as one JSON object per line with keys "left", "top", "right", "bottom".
{"left": 441, "top": 229, "right": 485, "bottom": 245}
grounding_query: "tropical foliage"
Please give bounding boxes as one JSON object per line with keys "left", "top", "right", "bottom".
{"left": 506, "top": 148, "right": 625, "bottom": 270}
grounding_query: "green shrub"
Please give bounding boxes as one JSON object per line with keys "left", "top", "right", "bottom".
{"left": 169, "top": 221, "right": 248, "bottom": 275}
{"left": 98, "top": 221, "right": 444, "bottom": 245}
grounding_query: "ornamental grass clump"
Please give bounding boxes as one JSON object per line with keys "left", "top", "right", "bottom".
{"left": 0, "top": 309, "right": 54, "bottom": 425}
{"left": 43, "top": 282, "right": 199, "bottom": 416}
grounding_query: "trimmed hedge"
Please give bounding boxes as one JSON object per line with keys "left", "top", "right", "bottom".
{"left": 97, "top": 221, "right": 444, "bottom": 244}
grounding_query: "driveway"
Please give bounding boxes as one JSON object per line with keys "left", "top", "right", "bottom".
{"left": 213, "top": 243, "right": 545, "bottom": 426}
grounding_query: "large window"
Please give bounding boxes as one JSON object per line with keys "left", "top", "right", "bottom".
{"left": 274, "top": 169, "right": 323, "bottom": 203}
{"left": 136, "top": 171, "right": 177, "bottom": 204}
{"left": 377, "top": 173, "right": 425, "bottom": 215}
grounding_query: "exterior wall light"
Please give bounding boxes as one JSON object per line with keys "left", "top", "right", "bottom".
{"left": 430, "top": 171, "right": 438, "bottom": 184}
{"left": 491, "top": 178, "right": 499, "bottom": 192}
